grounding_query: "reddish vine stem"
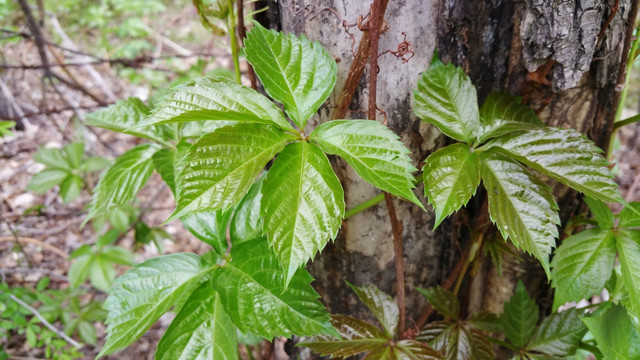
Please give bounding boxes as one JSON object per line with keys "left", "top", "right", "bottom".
{"left": 236, "top": 0, "right": 257, "bottom": 90}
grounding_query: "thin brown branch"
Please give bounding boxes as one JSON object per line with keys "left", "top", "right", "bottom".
{"left": 237, "top": 0, "right": 257, "bottom": 89}
{"left": 0, "top": 236, "right": 69, "bottom": 259}
{"left": 384, "top": 193, "right": 406, "bottom": 333}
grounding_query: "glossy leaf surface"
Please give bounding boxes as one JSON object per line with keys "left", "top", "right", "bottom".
{"left": 349, "top": 283, "right": 399, "bottom": 338}
{"left": 171, "top": 124, "right": 291, "bottom": 220}
{"left": 302, "top": 314, "right": 387, "bottom": 358}
{"left": 526, "top": 309, "right": 587, "bottom": 357}
{"left": 413, "top": 58, "right": 480, "bottom": 143}
{"left": 262, "top": 142, "right": 344, "bottom": 286}
{"left": 211, "top": 238, "right": 336, "bottom": 339}
{"left": 416, "top": 286, "right": 460, "bottom": 320}
{"left": 484, "top": 128, "right": 622, "bottom": 204}
{"left": 550, "top": 229, "right": 616, "bottom": 309}
{"left": 501, "top": 281, "right": 538, "bottom": 349}
{"left": 477, "top": 92, "right": 543, "bottom": 143}
{"left": 582, "top": 304, "right": 640, "bottom": 360}
{"left": 616, "top": 230, "right": 640, "bottom": 314}
{"left": 481, "top": 151, "right": 559, "bottom": 275}
{"left": 245, "top": 22, "right": 337, "bottom": 128}
{"left": 180, "top": 210, "right": 232, "bottom": 255}
{"left": 152, "top": 148, "right": 178, "bottom": 196}
{"left": 156, "top": 281, "right": 237, "bottom": 360}
{"left": 311, "top": 120, "right": 422, "bottom": 208}
{"left": 143, "top": 76, "right": 292, "bottom": 131}
{"left": 619, "top": 202, "right": 640, "bottom": 228}
{"left": 418, "top": 322, "right": 493, "bottom": 360}
{"left": 99, "top": 253, "right": 210, "bottom": 357}
{"left": 229, "top": 174, "right": 264, "bottom": 242}
{"left": 423, "top": 143, "right": 480, "bottom": 228}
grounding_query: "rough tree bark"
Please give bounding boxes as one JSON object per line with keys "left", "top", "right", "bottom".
{"left": 264, "top": 0, "right": 633, "bottom": 358}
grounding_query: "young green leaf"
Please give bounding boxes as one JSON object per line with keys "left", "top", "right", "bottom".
{"left": 582, "top": 304, "right": 640, "bottom": 360}
{"left": 311, "top": 120, "right": 422, "bottom": 208}
{"left": 616, "top": 230, "right": 640, "bottom": 315}
{"left": 418, "top": 322, "right": 493, "bottom": 360}
{"left": 229, "top": 174, "right": 264, "bottom": 242}
{"left": 171, "top": 124, "right": 292, "bottom": 220}
{"left": 27, "top": 169, "right": 70, "bottom": 194}
{"left": 244, "top": 22, "right": 337, "bottom": 128}
{"left": 59, "top": 174, "right": 83, "bottom": 203}
{"left": 501, "top": 281, "right": 539, "bottom": 349}
{"left": 63, "top": 142, "right": 84, "bottom": 168}
{"left": 86, "top": 144, "right": 160, "bottom": 222}
{"left": 302, "top": 314, "right": 388, "bottom": 358}
{"left": 180, "top": 210, "right": 232, "bottom": 255}
{"left": 0, "top": 120, "right": 15, "bottom": 137}
{"left": 33, "top": 147, "right": 71, "bottom": 170}
{"left": 348, "top": 283, "right": 399, "bottom": 338}
{"left": 477, "top": 92, "right": 543, "bottom": 144}
{"left": 262, "top": 142, "right": 345, "bottom": 286}
{"left": 483, "top": 128, "right": 623, "bottom": 204}
{"left": 525, "top": 308, "right": 587, "bottom": 358}
{"left": 101, "top": 246, "right": 135, "bottom": 266}
{"left": 550, "top": 229, "right": 616, "bottom": 310}
{"left": 619, "top": 202, "right": 640, "bottom": 228}
{"left": 152, "top": 148, "right": 177, "bottom": 196}
{"left": 68, "top": 255, "right": 93, "bottom": 289}
{"left": 156, "top": 281, "right": 237, "bottom": 360}
{"left": 86, "top": 97, "right": 175, "bottom": 145}
{"left": 211, "top": 238, "right": 337, "bottom": 339}
{"left": 481, "top": 152, "right": 559, "bottom": 275}
{"left": 413, "top": 57, "right": 480, "bottom": 144}
{"left": 416, "top": 286, "right": 460, "bottom": 320}
{"left": 143, "top": 76, "right": 293, "bottom": 131}
{"left": 90, "top": 254, "right": 116, "bottom": 292}
{"left": 395, "top": 340, "right": 444, "bottom": 359}
{"left": 423, "top": 143, "right": 480, "bottom": 228}
{"left": 584, "top": 197, "right": 615, "bottom": 229}
{"left": 79, "top": 156, "right": 111, "bottom": 172}
{"left": 99, "top": 253, "right": 211, "bottom": 357}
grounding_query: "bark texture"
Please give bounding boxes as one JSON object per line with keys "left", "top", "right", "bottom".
{"left": 272, "top": 0, "right": 632, "bottom": 358}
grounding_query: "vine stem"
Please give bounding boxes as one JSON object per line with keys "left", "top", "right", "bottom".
{"left": 344, "top": 193, "right": 385, "bottom": 219}
{"left": 228, "top": 0, "right": 241, "bottom": 84}
{"left": 236, "top": 0, "right": 257, "bottom": 89}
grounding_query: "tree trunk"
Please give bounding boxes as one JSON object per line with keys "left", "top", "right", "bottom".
{"left": 268, "top": 0, "right": 633, "bottom": 357}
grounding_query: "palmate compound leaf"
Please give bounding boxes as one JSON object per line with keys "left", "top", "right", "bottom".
{"left": 480, "top": 151, "right": 560, "bottom": 275}
{"left": 86, "top": 143, "right": 160, "bottom": 223}
{"left": 616, "top": 230, "right": 640, "bottom": 315}
{"left": 211, "top": 237, "right": 337, "bottom": 339}
{"left": 415, "top": 286, "right": 460, "bottom": 320}
{"left": 550, "top": 229, "right": 616, "bottom": 310}
{"left": 141, "top": 76, "right": 293, "bottom": 131}
{"left": 348, "top": 283, "right": 399, "bottom": 338}
{"left": 417, "top": 322, "right": 494, "bottom": 360}
{"left": 86, "top": 97, "right": 175, "bottom": 145}
{"left": 261, "top": 142, "right": 345, "bottom": 287}
{"left": 169, "top": 123, "right": 293, "bottom": 220}
{"left": 244, "top": 22, "right": 337, "bottom": 128}
{"left": 501, "top": 281, "right": 539, "bottom": 349}
{"left": 99, "top": 253, "right": 212, "bottom": 357}
{"left": 525, "top": 308, "right": 587, "bottom": 358}
{"left": 483, "top": 128, "right": 623, "bottom": 204}
{"left": 477, "top": 92, "right": 544, "bottom": 144}
{"left": 582, "top": 304, "right": 640, "bottom": 360}
{"left": 311, "top": 120, "right": 423, "bottom": 209}
{"left": 156, "top": 280, "right": 237, "bottom": 360}
{"left": 413, "top": 57, "right": 480, "bottom": 144}
{"left": 423, "top": 143, "right": 480, "bottom": 229}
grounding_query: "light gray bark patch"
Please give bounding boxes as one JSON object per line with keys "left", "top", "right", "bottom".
{"left": 520, "top": 0, "right": 605, "bottom": 90}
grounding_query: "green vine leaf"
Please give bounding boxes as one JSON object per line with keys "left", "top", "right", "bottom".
{"left": 211, "top": 238, "right": 337, "bottom": 339}
{"left": 525, "top": 308, "right": 587, "bottom": 358}
{"left": 501, "top": 281, "right": 539, "bottom": 349}
{"left": 348, "top": 283, "right": 399, "bottom": 338}
{"left": 170, "top": 124, "right": 292, "bottom": 220}
{"left": 422, "top": 143, "right": 480, "bottom": 228}
{"left": 417, "top": 321, "right": 494, "bottom": 360}
{"left": 582, "top": 304, "right": 640, "bottom": 359}
{"left": 477, "top": 92, "right": 543, "bottom": 143}
{"left": 584, "top": 196, "right": 615, "bottom": 229}
{"left": 416, "top": 286, "right": 460, "bottom": 320}
{"left": 483, "top": 128, "right": 622, "bottom": 204}
{"left": 480, "top": 151, "right": 559, "bottom": 275}
{"left": 142, "top": 76, "right": 293, "bottom": 131}
{"left": 619, "top": 202, "right": 640, "bottom": 228}
{"left": 413, "top": 57, "right": 480, "bottom": 144}
{"left": 86, "top": 97, "right": 175, "bottom": 145}
{"left": 262, "top": 142, "right": 344, "bottom": 287}
{"left": 99, "top": 253, "right": 211, "bottom": 357}
{"left": 616, "top": 230, "right": 640, "bottom": 315}
{"left": 156, "top": 281, "right": 237, "bottom": 360}
{"left": 86, "top": 144, "right": 160, "bottom": 223}
{"left": 550, "top": 229, "right": 616, "bottom": 310}
{"left": 152, "top": 148, "right": 177, "bottom": 196}
{"left": 244, "top": 22, "right": 337, "bottom": 128}
{"left": 180, "top": 210, "right": 233, "bottom": 255}
{"left": 311, "top": 120, "right": 423, "bottom": 209}
{"left": 302, "top": 314, "right": 387, "bottom": 358}
{"left": 229, "top": 174, "right": 265, "bottom": 243}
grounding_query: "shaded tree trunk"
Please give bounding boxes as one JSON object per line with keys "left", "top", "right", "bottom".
{"left": 267, "top": 0, "right": 633, "bottom": 358}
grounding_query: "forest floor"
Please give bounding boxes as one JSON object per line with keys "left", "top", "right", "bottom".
{"left": 1, "top": 2, "right": 640, "bottom": 360}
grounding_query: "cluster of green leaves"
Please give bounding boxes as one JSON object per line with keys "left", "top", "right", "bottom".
{"left": 0, "top": 279, "right": 105, "bottom": 359}
{"left": 304, "top": 284, "right": 442, "bottom": 359}
{"left": 68, "top": 229, "right": 135, "bottom": 292}
{"left": 27, "top": 143, "right": 110, "bottom": 203}
{"left": 414, "top": 57, "right": 623, "bottom": 275}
